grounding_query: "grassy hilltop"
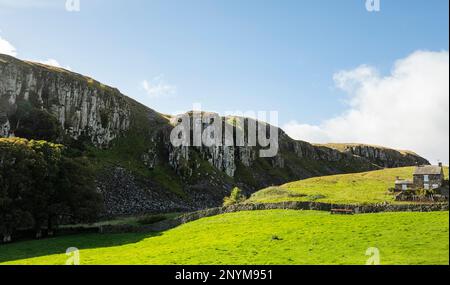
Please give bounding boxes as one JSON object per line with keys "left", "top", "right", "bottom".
{"left": 248, "top": 166, "right": 449, "bottom": 205}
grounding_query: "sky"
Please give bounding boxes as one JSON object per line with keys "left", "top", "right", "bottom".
{"left": 0, "top": 0, "right": 449, "bottom": 163}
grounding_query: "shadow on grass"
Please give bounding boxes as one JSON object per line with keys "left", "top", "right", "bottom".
{"left": 0, "top": 231, "right": 161, "bottom": 264}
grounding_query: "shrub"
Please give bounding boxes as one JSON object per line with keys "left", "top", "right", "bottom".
{"left": 0, "top": 138, "right": 103, "bottom": 237}
{"left": 12, "top": 103, "right": 61, "bottom": 142}
{"left": 416, "top": 188, "right": 437, "bottom": 197}
{"left": 223, "top": 187, "right": 247, "bottom": 207}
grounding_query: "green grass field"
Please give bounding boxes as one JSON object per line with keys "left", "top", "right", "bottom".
{"left": 1, "top": 210, "right": 448, "bottom": 265}
{"left": 248, "top": 167, "right": 449, "bottom": 204}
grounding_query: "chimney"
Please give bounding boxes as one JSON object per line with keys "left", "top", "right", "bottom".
{"left": 438, "top": 162, "right": 443, "bottom": 167}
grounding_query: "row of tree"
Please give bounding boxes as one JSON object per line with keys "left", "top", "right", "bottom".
{"left": 0, "top": 138, "right": 103, "bottom": 240}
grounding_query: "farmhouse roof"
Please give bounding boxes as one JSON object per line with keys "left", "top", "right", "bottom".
{"left": 395, "top": 179, "right": 413, "bottom": 184}
{"left": 413, "top": 165, "right": 443, "bottom": 175}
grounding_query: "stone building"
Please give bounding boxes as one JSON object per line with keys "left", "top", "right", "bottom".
{"left": 413, "top": 163, "right": 445, "bottom": 190}
{"left": 395, "top": 163, "right": 445, "bottom": 191}
{"left": 395, "top": 178, "right": 414, "bottom": 191}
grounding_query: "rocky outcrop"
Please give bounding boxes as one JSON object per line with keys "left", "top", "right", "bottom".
{"left": 97, "top": 167, "right": 192, "bottom": 217}
{"left": 0, "top": 54, "right": 431, "bottom": 216}
{"left": 0, "top": 55, "right": 131, "bottom": 147}
{"left": 320, "top": 143, "right": 430, "bottom": 168}
{"left": 164, "top": 119, "right": 386, "bottom": 183}
{"left": 0, "top": 112, "right": 10, "bottom": 137}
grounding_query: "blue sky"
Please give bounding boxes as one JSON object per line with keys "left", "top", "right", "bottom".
{"left": 1, "top": 0, "right": 449, "bottom": 162}
{"left": 0, "top": 0, "right": 447, "bottom": 120}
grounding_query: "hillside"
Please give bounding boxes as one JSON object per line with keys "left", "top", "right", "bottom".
{"left": 248, "top": 167, "right": 449, "bottom": 204}
{"left": 0, "top": 54, "right": 430, "bottom": 216}
{"left": 316, "top": 143, "right": 427, "bottom": 168}
{"left": 0, "top": 210, "right": 448, "bottom": 265}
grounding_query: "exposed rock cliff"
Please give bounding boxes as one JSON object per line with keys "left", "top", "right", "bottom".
{"left": 0, "top": 54, "right": 430, "bottom": 216}
{"left": 317, "top": 143, "right": 429, "bottom": 168}
{"left": 0, "top": 55, "right": 131, "bottom": 146}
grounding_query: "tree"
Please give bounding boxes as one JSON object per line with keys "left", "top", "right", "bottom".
{"left": 223, "top": 187, "right": 247, "bottom": 207}
{"left": 0, "top": 138, "right": 43, "bottom": 237}
{"left": 54, "top": 156, "right": 103, "bottom": 225}
{"left": 0, "top": 138, "right": 103, "bottom": 239}
{"left": 12, "top": 102, "right": 61, "bottom": 142}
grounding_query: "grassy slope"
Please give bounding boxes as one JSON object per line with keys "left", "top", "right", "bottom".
{"left": 248, "top": 167, "right": 450, "bottom": 205}
{"left": 0, "top": 210, "right": 448, "bottom": 265}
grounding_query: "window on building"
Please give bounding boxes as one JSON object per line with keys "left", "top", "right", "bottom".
{"left": 402, "top": 184, "right": 408, "bottom": 191}
{"left": 424, "top": 175, "right": 429, "bottom": 182}
{"left": 424, "top": 184, "right": 430, "bottom": 190}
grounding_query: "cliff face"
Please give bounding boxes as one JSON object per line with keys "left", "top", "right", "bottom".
{"left": 0, "top": 54, "right": 430, "bottom": 216}
{"left": 0, "top": 55, "right": 131, "bottom": 147}
{"left": 318, "top": 144, "right": 429, "bottom": 168}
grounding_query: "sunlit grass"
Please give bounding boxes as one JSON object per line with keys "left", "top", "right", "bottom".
{"left": 1, "top": 210, "right": 448, "bottom": 265}
{"left": 248, "top": 167, "right": 449, "bottom": 204}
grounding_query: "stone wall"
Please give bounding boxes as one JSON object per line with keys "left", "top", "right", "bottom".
{"left": 100, "top": 201, "right": 449, "bottom": 233}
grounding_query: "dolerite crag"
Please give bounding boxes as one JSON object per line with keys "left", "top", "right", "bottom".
{"left": 0, "top": 54, "right": 430, "bottom": 216}
{"left": 319, "top": 143, "right": 429, "bottom": 168}
{"left": 0, "top": 55, "right": 131, "bottom": 147}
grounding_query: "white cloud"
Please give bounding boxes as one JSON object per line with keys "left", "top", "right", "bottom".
{"left": 283, "top": 50, "right": 449, "bottom": 164}
{"left": 333, "top": 65, "right": 378, "bottom": 93}
{"left": 0, "top": 34, "right": 72, "bottom": 71}
{"left": 0, "top": 36, "right": 17, "bottom": 56}
{"left": 141, "top": 75, "right": 177, "bottom": 98}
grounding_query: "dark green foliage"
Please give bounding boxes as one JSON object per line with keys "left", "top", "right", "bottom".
{"left": 11, "top": 102, "right": 61, "bottom": 142}
{"left": 55, "top": 157, "right": 103, "bottom": 223}
{"left": 63, "top": 136, "right": 90, "bottom": 158}
{"left": 0, "top": 138, "right": 103, "bottom": 237}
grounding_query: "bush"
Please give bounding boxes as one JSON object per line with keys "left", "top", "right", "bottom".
{"left": 137, "top": 214, "right": 167, "bottom": 225}
{"left": 0, "top": 138, "right": 103, "bottom": 237}
{"left": 223, "top": 187, "right": 247, "bottom": 207}
{"left": 416, "top": 188, "right": 437, "bottom": 197}
{"left": 12, "top": 103, "right": 61, "bottom": 142}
